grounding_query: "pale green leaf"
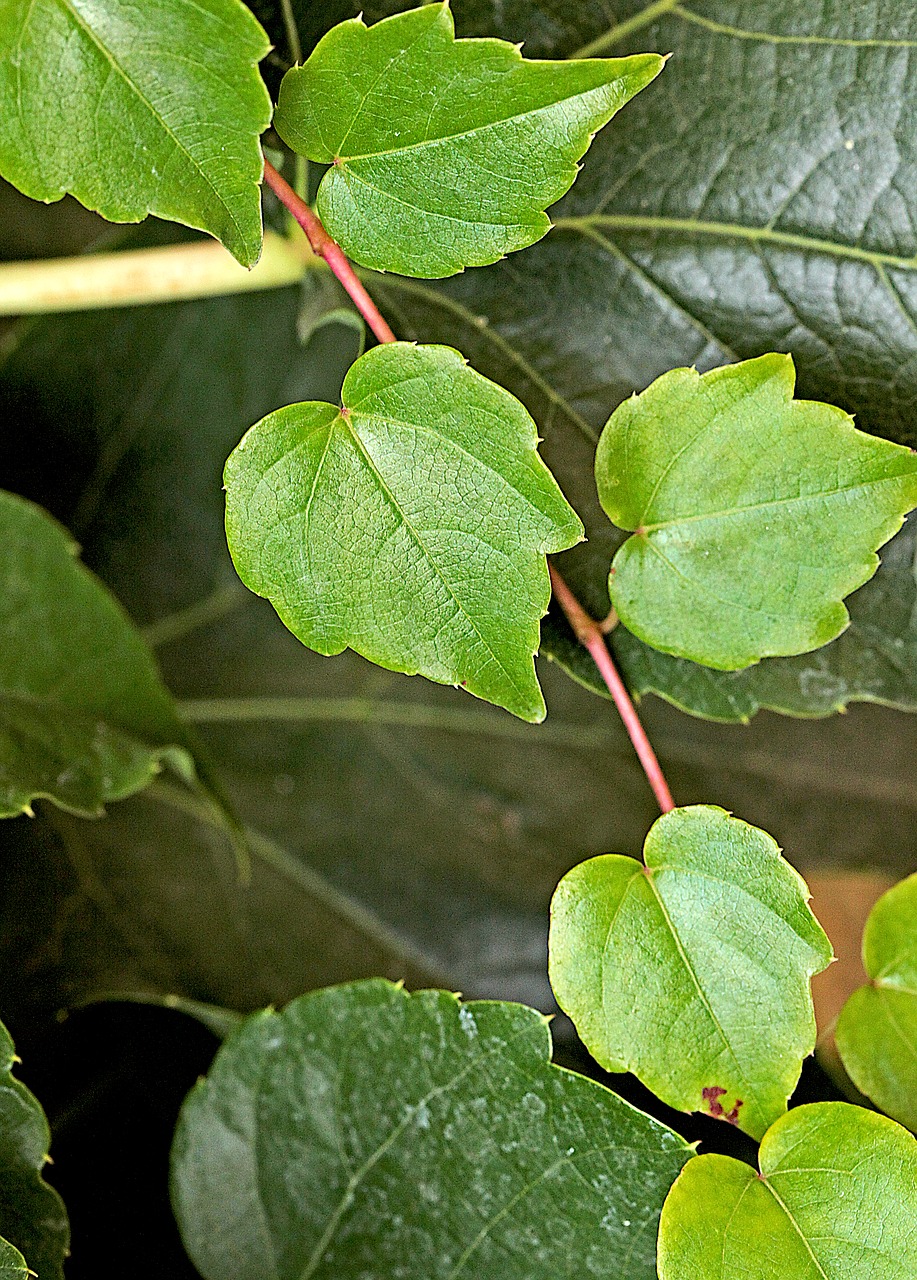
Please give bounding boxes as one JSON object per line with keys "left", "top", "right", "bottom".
{"left": 273, "top": 2, "right": 662, "bottom": 276}
{"left": 0, "top": 0, "right": 272, "bottom": 266}
{"left": 364, "top": 0, "right": 917, "bottom": 718}
{"left": 171, "top": 978, "right": 691, "bottom": 1280}
{"left": 0, "top": 1019, "right": 69, "bottom": 1280}
{"left": 836, "top": 872, "right": 917, "bottom": 1133}
{"left": 596, "top": 354, "right": 917, "bottom": 670}
{"left": 224, "top": 341, "right": 583, "bottom": 721}
{"left": 0, "top": 489, "right": 197, "bottom": 818}
{"left": 548, "top": 804, "right": 832, "bottom": 1139}
{"left": 658, "top": 1102, "right": 917, "bottom": 1280}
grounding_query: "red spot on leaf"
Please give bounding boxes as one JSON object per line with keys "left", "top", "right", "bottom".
{"left": 702, "top": 1086, "right": 743, "bottom": 1125}
{"left": 702, "top": 1085, "right": 726, "bottom": 1118}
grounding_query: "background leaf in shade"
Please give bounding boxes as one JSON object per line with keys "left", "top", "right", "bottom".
{"left": 273, "top": 3, "right": 663, "bottom": 276}
{"left": 595, "top": 355, "right": 917, "bottom": 670}
{"left": 836, "top": 872, "right": 917, "bottom": 1133}
{"left": 360, "top": 0, "right": 917, "bottom": 718}
{"left": 657, "top": 1102, "right": 917, "bottom": 1279}
{"left": 224, "top": 342, "right": 583, "bottom": 722}
{"left": 549, "top": 805, "right": 832, "bottom": 1139}
{"left": 0, "top": 1018, "right": 68, "bottom": 1280}
{"left": 171, "top": 978, "right": 691, "bottom": 1280}
{"left": 0, "top": 489, "right": 199, "bottom": 819}
{"left": 0, "top": 0, "right": 272, "bottom": 265}
{"left": 2, "top": 285, "right": 916, "bottom": 1034}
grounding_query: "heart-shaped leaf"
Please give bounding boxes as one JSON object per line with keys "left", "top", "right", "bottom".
{"left": 596, "top": 355, "right": 917, "bottom": 670}
{"left": 364, "top": 1, "right": 917, "bottom": 716}
{"left": 0, "top": 489, "right": 198, "bottom": 818}
{"left": 171, "top": 978, "right": 691, "bottom": 1280}
{"left": 836, "top": 872, "right": 917, "bottom": 1132}
{"left": 549, "top": 805, "right": 833, "bottom": 1139}
{"left": 0, "top": 1018, "right": 69, "bottom": 1280}
{"left": 273, "top": 2, "right": 663, "bottom": 276}
{"left": 0, "top": 0, "right": 272, "bottom": 265}
{"left": 224, "top": 341, "right": 583, "bottom": 721}
{"left": 658, "top": 1102, "right": 917, "bottom": 1279}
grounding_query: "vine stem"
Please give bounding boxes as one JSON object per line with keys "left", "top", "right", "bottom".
{"left": 262, "top": 160, "right": 397, "bottom": 344}
{"left": 549, "top": 565, "right": 676, "bottom": 814}
{"left": 262, "top": 157, "right": 673, "bottom": 812}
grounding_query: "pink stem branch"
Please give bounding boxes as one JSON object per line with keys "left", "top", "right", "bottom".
{"left": 263, "top": 159, "right": 397, "bottom": 346}
{"left": 549, "top": 564, "right": 675, "bottom": 814}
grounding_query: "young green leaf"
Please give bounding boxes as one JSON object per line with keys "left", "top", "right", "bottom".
{"left": 0, "top": 490, "right": 197, "bottom": 818}
{"left": 836, "top": 872, "right": 917, "bottom": 1133}
{"left": 658, "top": 1102, "right": 917, "bottom": 1279}
{"left": 224, "top": 341, "right": 583, "bottom": 721}
{"left": 596, "top": 354, "right": 917, "bottom": 670}
{"left": 273, "top": 3, "right": 663, "bottom": 277}
{"left": 548, "top": 805, "right": 832, "bottom": 1140}
{"left": 0, "top": 1018, "right": 69, "bottom": 1280}
{"left": 0, "top": 0, "right": 272, "bottom": 266}
{"left": 171, "top": 978, "right": 691, "bottom": 1280}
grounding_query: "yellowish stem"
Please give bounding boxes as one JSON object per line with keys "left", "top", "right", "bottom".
{"left": 0, "top": 230, "right": 314, "bottom": 315}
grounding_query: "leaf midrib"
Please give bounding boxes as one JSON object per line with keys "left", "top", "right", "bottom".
{"left": 636, "top": 473, "right": 916, "bottom": 533}
{"left": 341, "top": 417, "right": 531, "bottom": 708}
{"left": 334, "top": 80, "right": 621, "bottom": 165}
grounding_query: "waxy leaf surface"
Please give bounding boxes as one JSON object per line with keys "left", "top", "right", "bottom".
{"left": 597, "top": 355, "right": 917, "bottom": 670}
{"left": 363, "top": 0, "right": 917, "bottom": 717}
{"left": 224, "top": 342, "right": 583, "bottom": 721}
{"left": 658, "top": 1102, "right": 917, "bottom": 1279}
{"left": 171, "top": 979, "right": 691, "bottom": 1280}
{"left": 274, "top": 2, "right": 663, "bottom": 276}
{"left": 0, "top": 1019, "right": 68, "bottom": 1280}
{"left": 836, "top": 872, "right": 917, "bottom": 1132}
{"left": 0, "top": 0, "right": 272, "bottom": 265}
{"left": 549, "top": 805, "right": 832, "bottom": 1139}
{"left": 0, "top": 490, "right": 199, "bottom": 818}
{"left": 0, "top": 1241, "right": 27, "bottom": 1280}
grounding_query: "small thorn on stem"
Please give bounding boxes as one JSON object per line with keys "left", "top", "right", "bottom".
{"left": 549, "top": 564, "right": 675, "bottom": 815}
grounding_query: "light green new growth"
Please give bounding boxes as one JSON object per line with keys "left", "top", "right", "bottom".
{"left": 0, "top": 0, "right": 272, "bottom": 266}
{"left": 836, "top": 871, "right": 917, "bottom": 1132}
{"left": 549, "top": 805, "right": 832, "bottom": 1139}
{"left": 596, "top": 354, "right": 917, "bottom": 669}
{"left": 274, "top": 2, "right": 663, "bottom": 276}
{"left": 224, "top": 342, "right": 583, "bottom": 722}
{"left": 171, "top": 979, "right": 691, "bottom": 1280}
{"left": 0, "top": 490, "right": 197, "bottom": 818}
{"left": 658, "top": 1103, "right": 917, "bottom": 1279}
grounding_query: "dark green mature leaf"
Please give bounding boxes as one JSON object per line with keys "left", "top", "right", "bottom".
{"left": 0, "top": 0, "right": 272, "bottom": 266}
{"left": 0, "top": 489, "right": 197, "bottom": 818}
{"left": 224, "top": 342, "right": 583, "bottom": 721}
{"left": 0, "top": 1240, "right": 27, "bottom": 1280}
{"left": 597, "top": 355, "right": 917, "bottom": 670}
{"left": 366, "top": 0, "right": 917, "bottom": 718}
{"left": 658, "top": 1102, "right": 917, "bottom": 1279}
{"left": 549, "top": 805, "right": 832, "bottom": 1139}
{"left": 836, "top": 872, "right": 917, "bottom": 1133}
{"left": 274, "top": 3, "right": 662, "bottom": 276}
{"left": 5, "top": 288, "right": 917, "bottom": 1032}
{"left": 172, "top": 979, "right": 691, "bottom": 1280}
{"left": 0, "top": 1019, "right": 68, "bottom": 1280}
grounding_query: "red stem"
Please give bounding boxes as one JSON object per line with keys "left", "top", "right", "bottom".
{"left": 263, "top": 159, "right": 397, "bottom": 345}
{"left": 549, "top": 565, "right": 675, "bottom": 814}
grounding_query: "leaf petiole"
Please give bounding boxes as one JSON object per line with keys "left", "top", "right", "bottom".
{"left": 262, "top": 160, "right": 397, "bottom": 344}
